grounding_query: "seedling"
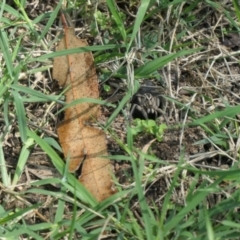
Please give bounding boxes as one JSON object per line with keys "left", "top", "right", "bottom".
{"left": 131, "top": 119, "right": 167, "bottom": 141}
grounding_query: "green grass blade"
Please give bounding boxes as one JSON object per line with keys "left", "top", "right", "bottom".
{"left": 127, "top": 0, "right": 150, "bottom": 52}
{"left": 0, "top": 29, "right": 13, "bottom": 78}
{"left": 107, "top": 0, "right": 127, "bottom": 42}
{"left": 221, "top": 220, "right": 240, "bottom": 229}
{"left": 51, "top": 191, "right": 66, "bottom": 237}
{"left": 27, "top": 129, "right": 98, "bottom": 206}
{"left": 0, "top": 0, "right": 5, "bottom": 21}
{"left": 11, "top": 35, "right": 22, "bottom": 62}
{"left": 105, "top": 80, "right": 139, "bottom": 129}
{"left": 43, "top": 137, "right": 62, "bottom": 152}
{"left": 190, "top": 105, "right": 240, "bottom": 126}
{"left": 204, "top": 207, "right": 214, "bottom": 240}
{"left": 11, "top": 90, "right": 28, "bottom": 143}
{"left": 31, "top": 44, "right": 124, "bottom": 62}
{"left": 0, "top": 2, "right": 22, "bottom": 19}
{"left": 0, "top": 76, "right": 12, "bottom": 98}
{"left": 0, "top": 140, "right": 10, "bottom": 186}
{"left": 105, "top": 91, "right": 131, "bottom": 129}
{"left": 130, "top": 157, "right": 153, "bottom": 238}
{"left": 160, "top": 156, "right": 183, "bottom": 228}
{"left": 11, "top": 138, "right": 34, "bottom": 187}
{"left": 14, "top": 0, "right": 38, "bottom": 38}
{"left": 54, "top": 199, "right": 65, "bottom": 223}
{"left": 206, "top": 0, "right": 240, "bottom": 30}
{"left": 125, "top": 125, "right": 155, "bottom": 239}
{"left": 3, "top": 228, "right": 43, "bottom": 240}
{"left": 3, "top": 94, "right": 10, "bottom": 128}
{"left": 11, "top": 84, "right": 64, "bottom": 104}
{"left": 56, "top": 98, "right": 115, "bottom": 115}
{"left": 0, "top": 204, "right": 41, "bottom": 224}
{"left": 233, "top": 0, "right": 240, "bottom": 22}
{"left": 38, "top": 1, "right": 61, "bottom": 43}
{"left": 135, "top": 48, "right": 201, "bottom": 78}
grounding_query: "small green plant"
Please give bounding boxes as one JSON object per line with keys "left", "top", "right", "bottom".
{"left": 131, "top": 119, "right": 167, "bottom": 141}
{"left": 91, "top": 9, "right": 126, "bottom": 42}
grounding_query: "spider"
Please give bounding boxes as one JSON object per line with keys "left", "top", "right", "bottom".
{"left": 130, "top": 92, "right": 168, "bottom": 122}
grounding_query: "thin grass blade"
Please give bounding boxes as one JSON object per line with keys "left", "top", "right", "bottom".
{"left": 31, "top": 44, "right": 124, "bottom": 62}
{"left": 135, "top": 48, "right": 200, "bottom": 78}
{"left": 204, "top": 207, "right": 214, "bottom": 240}
{"left": 0, "top": 140, "right": 10, "bottom": 186}
{"left": 38, "top": 1, "right": 61, "bottom": 43}
{"left": 105, "top": 80, "right": 139, "bottom": 129}
{"left": 127, "top": 0, "right": 150, "bottom": 52}
{"left": 190, "top": 105, "right": 240, "bottom": 126}
{"left": 107, "top": 0, "right": 126, "bottom": 42}
{"left": 0, "top": 0, "right": 5, "bottom": 21}
{"left": 0, "top": 29, "right": 13, "bottom": 78}
{"left": 11, "top": 84, "right": 64, "bottom": 104}
{"left": 0, "top": 2, "right": 22, "bottom": 19}
{"left": 11, "top": 90, "right": 27, "bottom": 143}
{"left": 11, "top": 138, "right": 34, "bottom": 187}
{"left": 233, "top": 0, "right": 240, "bottom": 22}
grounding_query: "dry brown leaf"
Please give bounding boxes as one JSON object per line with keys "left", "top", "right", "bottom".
{"left": 53, "top": 27, "right": 115, "bottom": 201}
{"left": 142, "top": 138, "right": 157, "bottom": 154}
